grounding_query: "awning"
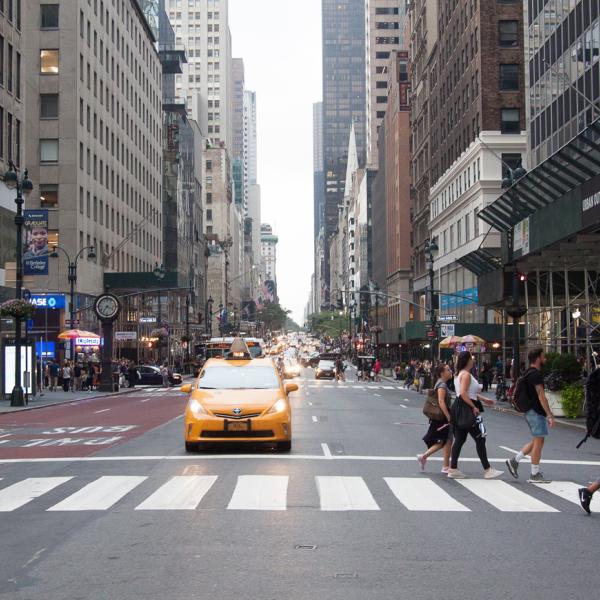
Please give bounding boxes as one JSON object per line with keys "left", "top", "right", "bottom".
{"left": 479, "top": 119, "right": 600, "bottom": 232}
{"left": 457, "top": 248, "right": 503, "bottom": 276}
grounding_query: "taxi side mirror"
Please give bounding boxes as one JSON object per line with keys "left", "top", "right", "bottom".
{"left": 285, "top": 383, "right": 298, "bottom": 395}
{"left": 180, "top": 384, "right": 193, "bottom": 394}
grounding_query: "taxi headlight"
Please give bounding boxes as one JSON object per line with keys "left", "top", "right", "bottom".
{"left": 188, "top": 399, "right": 208, "bottom": 417}
{"left": 267, "top": 399, "right": 287, "bottom": 414}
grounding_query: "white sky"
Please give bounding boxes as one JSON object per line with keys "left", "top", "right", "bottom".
{"left": 229, "top": 0, "right": 322, "bottom": 325}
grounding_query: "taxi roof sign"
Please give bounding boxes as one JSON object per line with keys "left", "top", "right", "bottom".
{"left": 227, "top": 337, "right": 252, "bottom": 360}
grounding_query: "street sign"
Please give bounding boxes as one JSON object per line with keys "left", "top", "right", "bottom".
{"left": 65, "top": 319, "right": 80, "bottom": 326}
{"left": 115, "top": 331, "right": 137, "bottom": 341}
{"left": 426, "top": 330, "right": 436, "bottom": 339}
{"left": 139, "top": 316, "right": 157, "bottom": 323}
{"left": 441, "top": 324, "right": 456, "bottom": 337}
{"left": 439, "top": 314, "right": 458, "bottom": 322}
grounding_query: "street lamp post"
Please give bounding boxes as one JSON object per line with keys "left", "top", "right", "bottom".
{"left": 153, "top": 263, "right": 166, "bottom": 360}
{"left": 425, "top": 238, "right": 439, "bottom": 364}
{"left": 205, "top": 295, "right": 214, "bottom": 335}
{"left": 50, "top": 245, "right": 96, "bottom": 360}
{"left": 3, "top": 161, "right": 33, "bottom": 406}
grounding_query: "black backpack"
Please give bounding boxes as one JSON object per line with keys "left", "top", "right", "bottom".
{"left": 510, "top": 368, "right": 536, "bottom": 413}
{"left": 577, "top": 368, "right": 600, "bottom": 448}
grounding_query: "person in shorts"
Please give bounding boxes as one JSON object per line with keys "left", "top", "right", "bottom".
{"left": 505, "top": 348, "right": 555, "bottom": 483}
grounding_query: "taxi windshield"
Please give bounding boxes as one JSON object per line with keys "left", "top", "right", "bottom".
{"left": 198, "top": 366, "right": 280, "bottom": 389}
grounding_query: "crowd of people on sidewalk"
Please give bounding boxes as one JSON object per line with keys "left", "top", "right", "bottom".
{"left": 41, "top": 359, "right": 101, "bottom": 392}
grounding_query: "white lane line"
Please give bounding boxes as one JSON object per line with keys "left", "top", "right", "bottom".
{"left": 135, "top": 476, "right": 218, "bottom": 510}
{"left": 382, "top": 386, "right": 394, "bottom": 390}
{"left": 384, "top": 477, "right": 470, "bottom": 512}
{"left": 374, "top": 393, "right": 381, "bottom": 397}
{"left": 139, "top": 398, "right": 151, "bottom": 403}
{"left": 94, "top": 408, "right": 111, "bottom": 414}
{"left": 316, "top": 476, "right": 380, "bottom": 511}
{"left": 312, "top": 415, "right": 318, "bottom": 422}
{"left": 3, "top": 455, "right": 600, "bottom": 465}
{"left": 399, "top": 404, "right": 407, "bottom": 408}
{"left": 48, "top": 476, "right": 147, "bottom": 511}
{"left": 457, "top": 480, "right": 558, "bottom": 512}
{"left": 403, "top": 398, "right": 410, "bottom": 402}
{"left": 227, "top": 475, "right": 288, "bottom": 510}
{"left": 0, "top": 477, "right": 73, "bottom": 512}
{"left": 499, "top": 445, "right": 522, "bottom": 455}
{"left": 308, "top": 401, "right": 313, "bottom": 406}
{"left": 321, "top": 443, "right": 332, "bottom": 458}
{"left": 532, "top": 480, "right": 600, "bottom": 512}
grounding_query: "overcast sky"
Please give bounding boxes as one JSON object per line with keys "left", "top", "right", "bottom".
{"left": 229, "top": 0, "right": 322, "bottom": 325}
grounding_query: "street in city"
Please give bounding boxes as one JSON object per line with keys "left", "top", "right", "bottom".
{"left": 0, "top": 368, "right": 599, "bottom": 600}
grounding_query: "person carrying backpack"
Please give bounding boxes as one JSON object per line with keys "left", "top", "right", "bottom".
{"left": 505, "top": 348, "right": 555, "bottom": 483}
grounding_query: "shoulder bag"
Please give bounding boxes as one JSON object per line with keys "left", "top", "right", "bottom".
{"left": 423, "top": 385, "right": 445, "bottom": 421}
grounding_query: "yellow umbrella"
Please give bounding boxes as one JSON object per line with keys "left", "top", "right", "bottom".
{"left": 439, "top": 335, "right": 461, "bottom": 348}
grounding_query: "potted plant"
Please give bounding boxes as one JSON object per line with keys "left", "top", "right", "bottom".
{"left": 0, "top": 298, "right": 36, "bottom": 320}
{"left": 543, "top": 353, "right": 582, "bottom": 417}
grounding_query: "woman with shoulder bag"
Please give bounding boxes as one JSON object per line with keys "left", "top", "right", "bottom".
{"left": 447, "top": 351, "right": 503, "bottom": 479}
{"left": 417, "top": 363, "right": 454, "bottom": 473}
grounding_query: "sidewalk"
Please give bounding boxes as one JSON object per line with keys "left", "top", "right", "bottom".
{"left": 0, "top": 386, "right": 143, "bottom": 415}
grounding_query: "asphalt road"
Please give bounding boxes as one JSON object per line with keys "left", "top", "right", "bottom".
{"left": 1, "top": 369, "right": 600, "bottom": 599}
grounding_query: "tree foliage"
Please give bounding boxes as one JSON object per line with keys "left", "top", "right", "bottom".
{"left": 308, "top": 311, "right": 347, "bottom": 338}
{"left": 257, "top": 302, "right": 291, "bottom": 332}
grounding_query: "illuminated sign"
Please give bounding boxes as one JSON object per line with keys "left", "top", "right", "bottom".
{"left": 29, "top": 294, "right": 66, "bottom": 309}
{"left": 75, "top": 337, "right": 101, "bottom": 346}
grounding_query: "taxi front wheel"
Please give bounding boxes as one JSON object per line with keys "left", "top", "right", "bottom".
{"left": 277, "top": 440, "right": 292, "bottom": 452}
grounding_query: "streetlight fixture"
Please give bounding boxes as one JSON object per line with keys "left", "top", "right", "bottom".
{"left": 152, "top": 263, "right": 166, "bottom": 361}
{"left": 424, "top": 238, "right": 439, "bottom": 364}
{"left": 3, "top": 161, "right": 33, "bottom": 406}
{"left": 205, "top": 295, "right": 214, "bottom": 335}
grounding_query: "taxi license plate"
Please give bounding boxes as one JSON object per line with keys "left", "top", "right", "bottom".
{"left": 226, "top": 420, "right": 250, "bottom": 432}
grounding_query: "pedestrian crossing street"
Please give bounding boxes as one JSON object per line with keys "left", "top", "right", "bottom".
{"left": 0, "top": 474, "right": 595, "bottom": 514}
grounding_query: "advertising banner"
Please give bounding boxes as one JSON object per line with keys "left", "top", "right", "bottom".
{"left": 115, "top": 331, "right": 137, "bottom": 341}
{"left": 23, "top": 209, "right": 49, "bottom": 275}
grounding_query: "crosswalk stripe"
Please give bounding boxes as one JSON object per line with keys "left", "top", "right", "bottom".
{"left": 0, "top": 477, "right": 72, "bottom": 512}
{"left": 457, "top": 480, "right": 559, "bottom": 512}
{"left": 316, "top": 476, "right": 380, "bottom": 511}
{"left": 384, "top": 477, "right": 470, "bottom": 511}
{"left": 227, "top": 475, "right": 288, "bottom": 511}
{"left": 532, "top": 480, "right": 600, "bottom": 511}
{"left": 135, "top": 476, "right": 218, "bottom": 510}
{"left": 381, "top": 386, "right": 395, "bottom": 390}
{"left": 47, "top": 476, "right": 147, "bottom": 511}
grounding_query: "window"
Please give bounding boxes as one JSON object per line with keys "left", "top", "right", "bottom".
{"left": 41, "top": 4, "right": 59, "bottom": 28}
{"left": 40, "top": 139, "right": 59, "bottom": 162}
{"left": 40, "top": 49, "right": 59, "bottom": 73}
{"left": 206, "top": 209, "right": 213, "bottom": 221}
{"left": 501, "top": 108, "right": 520, "bottom": 133}
{"left": 0, "top": 36, "right": 4, "bottom": 86}
{"left": 7, "top": 44, "right": 12, "bottom": 92}
{"left": 499, "top": 21, "right": 518, "bottom": 47}
{"left": 499, "top": 64, "right": 519, "bottom": 90}
{"left": 40, "top": 184, "right": 58, "bottom": 206}
{"left": 40, "top": 93, "right": 59, "bottom": 118}
{"left": 15, "top": 51, "right": 20, "bottom": 98}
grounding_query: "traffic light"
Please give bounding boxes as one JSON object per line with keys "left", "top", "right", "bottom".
{"left": 518, "top": 273, "right": 527, "bottom": 282}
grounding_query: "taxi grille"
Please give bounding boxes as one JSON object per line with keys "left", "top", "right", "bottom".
{"left": 201, "top": 430, "right": 275, "bottom": 439}
{"left": 213, "top": 412, "right": 262, "bottom": 420}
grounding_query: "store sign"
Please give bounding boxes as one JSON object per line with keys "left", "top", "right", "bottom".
{"left": 582, "top": 190, "right": 600, "bottom": 223}
{"left": 29, "top": 294, "right": 66, "bottom": 309}
{"left": 139, "top": 317, "right": 157, "bottom": 323}
{"left": 36, "top": 341, "right": 56, "bottom": 358}
{"left": 75, "top": 337, "right": 101, "bottom": 346}
{"left": 115, "top": 331, "right": 137, "bottom": 341}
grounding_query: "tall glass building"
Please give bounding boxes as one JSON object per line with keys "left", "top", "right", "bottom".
{"left": 321, "top": 0, "right": 367, "bottom": 299}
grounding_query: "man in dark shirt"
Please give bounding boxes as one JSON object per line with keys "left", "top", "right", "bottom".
{"left": 505, "top": 348, "right": 555, "bottom": 483}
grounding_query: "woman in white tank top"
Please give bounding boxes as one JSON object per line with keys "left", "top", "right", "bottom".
{"left": 447, "top": 351, "right": 503, "bottom": 480}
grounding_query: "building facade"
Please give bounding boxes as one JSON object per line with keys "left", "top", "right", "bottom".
{"left": 0, "top": 0, "right": 24, "bottom": 300}
{"left": 321, "top": 0, "right": 367, "bottom": 303}
{"left": 365, "top": 0, "right": 405, "bottom": 168}
{"left": 260, "top": 223, "right": 278, "bottom": 297}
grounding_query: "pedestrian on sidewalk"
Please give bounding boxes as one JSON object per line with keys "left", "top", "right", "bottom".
{"left": 161, "top": 362, "right": 170, "bottom": 387}
{"left": 49, "top": 360, "right": 59, "bottom": 391}
{"left": 417, "top": 363, "right": 453, "bottom": 473}
{"left": 73, "top": 362, "right": 82, "bottom": 391}
{"left": 447, "top": 351, "right": 503, "bottom": 480}
{"left": 505, "top": 348, "right": 555, "bottom": 484}
{"left": 61, "top": 361, "right": 72, "bottom": 392}
{"left": 374, "top": 358, "right": 382, "bottom": 382}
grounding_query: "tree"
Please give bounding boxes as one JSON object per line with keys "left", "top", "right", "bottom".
{"left": 308, "top": 311, "right": 347, "bottom": 339}
{"left": 257, "top": 302, "right": 290, "bottom": 332}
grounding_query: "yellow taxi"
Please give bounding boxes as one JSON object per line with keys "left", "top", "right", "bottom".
{"left": 181, "top": 339, "right": 298, "bottom": 452}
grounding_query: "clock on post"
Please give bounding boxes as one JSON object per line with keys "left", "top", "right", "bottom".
{"left": 94, "top": 293, "right": 121, "bottom": 392}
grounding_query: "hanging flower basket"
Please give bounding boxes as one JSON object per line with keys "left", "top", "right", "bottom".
{"left": 150, "top": 327, "right": 169, "bottom": 339}
{"left": 0, "top": 298, "right": 36, "bottom": 320}
{"left": 180, "top": 334, "right": 192, "bottom": 343}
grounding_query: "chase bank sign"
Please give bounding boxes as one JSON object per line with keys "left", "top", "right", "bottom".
{"left": 28, "top": 294, "right": 66, "bottom": 309}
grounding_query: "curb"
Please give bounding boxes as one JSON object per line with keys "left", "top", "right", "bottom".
{"left": 0, "top": 387, "right": 144, "bottom": 415}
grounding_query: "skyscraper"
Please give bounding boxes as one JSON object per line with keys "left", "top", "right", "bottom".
{"left": 321, "top": 0, "right": 366, "bottom": 302}
{"left": 313, "top": 102, "right": 324, "bottom": 243}
{"left": 165, "top": 0, "right": 232, "bottom": 149}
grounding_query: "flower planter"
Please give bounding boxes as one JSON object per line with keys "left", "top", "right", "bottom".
{"left": 545, "top": 390, "right": 565, "bottom": 417}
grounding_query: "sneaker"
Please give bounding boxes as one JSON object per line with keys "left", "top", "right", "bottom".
{"left": 484, "top": 467, "right": 504, "bottom": 479}
{"left": 441, "top": 466, "right": 450, "bottom": 474}
{"left": 527, "top": 472, "right": 551, "bottom": 484}
{"left": 506, "top": 458, "right": 519, "bottom": 479}
{"left": 447, "top": 469, "right": 466, "bottom": 479}
{"left": 416, "top": 454, "right": 427, "bottom": 472}
{"left": 578, "top": 487, "right": 593, "bottom": 515}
